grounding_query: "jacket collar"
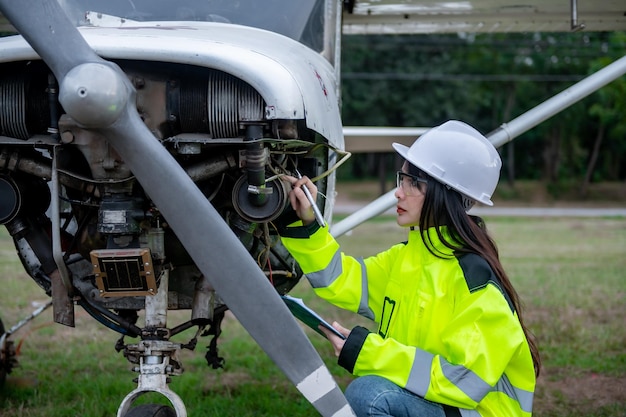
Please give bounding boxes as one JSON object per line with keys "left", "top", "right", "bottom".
{"left": 407, "top": 226, "right": 456, "bottom": 260}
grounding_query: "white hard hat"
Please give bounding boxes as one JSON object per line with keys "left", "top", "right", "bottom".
{"left": 392, "top": 120, "right": 502, "bottom": 206}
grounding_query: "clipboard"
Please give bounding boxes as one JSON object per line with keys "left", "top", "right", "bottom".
{"left": 281, "top": 295, "right": 346, "bottom": 340}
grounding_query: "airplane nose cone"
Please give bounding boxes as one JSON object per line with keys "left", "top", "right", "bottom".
{"left": 59, "top": 63, "right": 128, "bottom": 127}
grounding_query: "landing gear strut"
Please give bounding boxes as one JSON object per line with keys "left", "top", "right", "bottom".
{"left": 117, "top": 270, "right": 187, "bottom": 417}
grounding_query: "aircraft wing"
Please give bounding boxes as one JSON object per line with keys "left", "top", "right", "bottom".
{"left": 342, "top": 0, "right": 626, "bottom": 34}
{"left": 3, "top": 1, "right": 624, "bottom": 35}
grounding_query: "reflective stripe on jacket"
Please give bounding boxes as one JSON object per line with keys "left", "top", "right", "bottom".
{"left": 281, "top": 225, "right": 536, "bottom": 417}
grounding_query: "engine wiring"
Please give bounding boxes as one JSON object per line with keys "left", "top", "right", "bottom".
{"left": 266, "top": 141, "right": 352, "bottom": 184}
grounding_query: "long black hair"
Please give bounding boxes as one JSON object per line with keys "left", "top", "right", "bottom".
{"left": 409, "top": 164, "right": 541, "bottom": 377}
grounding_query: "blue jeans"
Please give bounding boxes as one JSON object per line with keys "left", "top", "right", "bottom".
{"left": 345, "top": 375, "right": 448, "bottom": 417}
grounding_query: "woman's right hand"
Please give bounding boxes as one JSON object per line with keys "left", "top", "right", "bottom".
{"left": 284, "top": 175, "right": 317, "bottom": 225}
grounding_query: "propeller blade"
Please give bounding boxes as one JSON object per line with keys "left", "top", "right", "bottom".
{"left": 0, "top": 0, "right": 101, "bottom": 80}
{"left": 0, "top": 1, "right": 354, "bottom": 415}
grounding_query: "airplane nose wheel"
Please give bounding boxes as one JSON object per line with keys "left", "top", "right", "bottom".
{"left": 123, "top": 404, "right": 176, "bottom": 417}
{"left": 117, "top": 340, "right": 187, "bottom": 417}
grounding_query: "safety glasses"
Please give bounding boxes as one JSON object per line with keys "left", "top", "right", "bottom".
{"left": 396, "top": 171, "right": 428, "bottom": 196}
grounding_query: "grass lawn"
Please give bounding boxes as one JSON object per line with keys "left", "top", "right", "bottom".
{"left": 1, "top": 214, "right": 625, "bottom": 416}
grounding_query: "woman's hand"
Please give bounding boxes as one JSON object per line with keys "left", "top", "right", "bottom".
{"left": 320, "top": 321, "right": 350, "bottom": 357}
{"left": 284, "top": 174, "right": 318, "bottom": 225}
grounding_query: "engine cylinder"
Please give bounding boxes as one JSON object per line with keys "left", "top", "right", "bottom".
{"left": 0, "top": 65, "right": 51, "bottom": 140}
{"left": 171, "top": 70, "right": 265, "bottom": 137}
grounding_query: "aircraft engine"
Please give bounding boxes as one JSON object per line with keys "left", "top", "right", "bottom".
{"left": 0, "top": 55, "right": 338, "bottom": 329}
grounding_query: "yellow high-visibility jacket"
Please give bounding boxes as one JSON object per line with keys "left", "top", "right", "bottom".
{"left": 281, "top": 225, "right": 535, "bottom": 417}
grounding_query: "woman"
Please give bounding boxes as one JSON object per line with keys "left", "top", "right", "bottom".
{"left": 280, "top": 120, "right": 540, "bottom": 417}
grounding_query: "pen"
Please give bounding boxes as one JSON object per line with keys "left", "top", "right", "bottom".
{"left": 294, "top": 169, "right": 326, "bottom": 227}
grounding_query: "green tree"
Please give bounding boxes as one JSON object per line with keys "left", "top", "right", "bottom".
{"left": 582, "top": 32, "right": 626, "bottom": 195}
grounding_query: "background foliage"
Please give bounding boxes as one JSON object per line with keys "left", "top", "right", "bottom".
{"left": 339, "top": 31, "right": 626, "bottom": 195}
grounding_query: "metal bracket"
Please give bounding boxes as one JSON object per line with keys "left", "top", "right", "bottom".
{"left": 570, "top": 0, "right": 585, "bottom": 31}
